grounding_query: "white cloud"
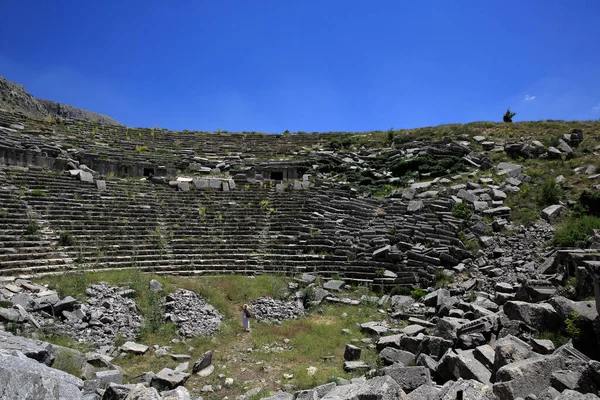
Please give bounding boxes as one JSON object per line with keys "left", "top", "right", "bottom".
{"left": 524, "top": 94, "right": 536, "bottom": 101}
{"left": 593, "top": 103, "right": 600, "bottom": 111}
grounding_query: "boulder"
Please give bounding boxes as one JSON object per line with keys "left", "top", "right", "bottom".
{"left": 555, "top": 389, "right": 600, "bottom": 400}
{"left": 124, "top": 384, "right": 161, "bottom": 399}
{"left": 344, "top": 344, "right": 361, "bottom": 361}
{"left": 148, "top": 280, "right": 163, "bottom": 293}
{"left": 0, "top": 349, "right": 84, "bottom": 399}
{"left": 192, "top": 350, "right": 212, "bottom": 374}
{"left": 381, "top": 365, "right": 431, "bottom": 393}
{"left": 438, "top": 350, "right": 492, "bottom": 384}
{"left": 493, "top": 355, "right": 566, "bottom": 400}
{"left": 321, "top": 375, "right": 407, "bottom": 399}
{"left": 150, "top": 368, "right": 190, "bottom": 391}
{"left": 120, "top": 342, "right": 149, "bottom": 355}
{"left": 0, "top": 331, "right": 54, "bottom": 365}
{"left": 379, "top": 348, "right": 415, "bottom": 366}
{"left": 542, "top": 205, "right": 563, "bottom": 222}
{"left": 503, "top": 301, "right": 560, "bottom": 331}
{"left": 493, "top": 335, "right": 533, "bottom": 373}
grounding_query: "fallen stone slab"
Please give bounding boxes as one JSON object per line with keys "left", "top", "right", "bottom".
{"left": 151, "top": 368, "right": 190, "bottom": 391}
{"left": 343, "top": 360, "right": 370, "bottom": 372}
{"left": 438, "top": 350, "right": 492, "bottom": 384}
{"left": 321, "top": 375, "right": 406, "bottom": 399}
{"left": 120, "top": 341, "right": 149, "bottom": 355}
{"left": 323, "top": 280, "right": 344, "bottom": 291}
{"left": 493, "top": 354, "right": 566, "bottom": 400}
{"left": 503, "top": 301, "right": 560, "bottom": 331}
{"left": 380, "top": 348, "right": 415, "bottom": 366}
{"left": 381, "top": 365, "right": 431, "bottom": 393}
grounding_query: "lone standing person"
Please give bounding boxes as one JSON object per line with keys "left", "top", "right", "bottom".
{"left": 241, "top": 304, "right": 251, "bottom": 332}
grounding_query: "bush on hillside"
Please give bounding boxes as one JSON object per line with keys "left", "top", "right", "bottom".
{"left": 553, "top": 215, "right": 600, "bottom": 247}
{"left": 503, "top": 108, "right": 517, "bottom": 123}
{"left": 390, "top": 155, "right": 467, "bottom": 178}
{"left": 538, "top": 178, "right": 563, "bottom": 206}
{"left": 580, "top": 191, "right": 600, "bottom": 217}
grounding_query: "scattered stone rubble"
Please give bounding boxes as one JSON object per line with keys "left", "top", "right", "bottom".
{"left": 53, "top": 283, "right": 142, "bottom": 346}
{"left": 247, "top": 297, "right": 305, "bottom": 324}
{"left": 164, "top": 289, "right": 223, "bottom": 337}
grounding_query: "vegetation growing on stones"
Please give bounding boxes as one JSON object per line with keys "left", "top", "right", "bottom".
{"left": 452, "top": 202, "right": 473, "bottom": 220}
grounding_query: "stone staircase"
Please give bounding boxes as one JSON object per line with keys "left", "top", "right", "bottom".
{"left": 0, "top": 166, "right": 470, "bottom": 288}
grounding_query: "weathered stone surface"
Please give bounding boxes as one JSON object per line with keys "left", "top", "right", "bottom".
{"left": 438, "top": 349, "right": 492, "bottom": 384}
{"left": 437, "top": 379, "right": 496, "bottom": 400}
{"left": 193, "top": 350, "right": 213, "bottom": 374}
{"left": 381, "top": 365, "right": 431, "bottom": 393}
{"left": 124, "top": 383, "right": 161, "bottom": 399}
{"left": 321, "top": 375, "right": 407, "bottom": 399}
{"left": 0, "top": 330, "right": 54, "bottom": 365}
{"left": 493, "top": 335, "right": 533, "bottom": 372}
{"left": 120, "top": 341, "right": 149, "bottom": 355}
{"left": 150, "top": 368, "right": 190, "bottom": 391}
{"left": 380, "top": 347, "right": 415, "bottom": 366}
{"left": 554, "top": 389, "right": 600, "bottom": 400}
{"left": 503, "top": 301, "right": 560, "bottom": 331}
{"left": 0, "top": 349, "right": 84, "bottom": 400}
{"left": 542, "top": 204, "right": 563, "bottom": 222}
{"left": 323, "top": 280, "right": 344, "bottom": 291}
{"left": 494, "top": 355, "right": 566, "bottom": 400}
{"left": 344, "top": 344, "right": 361, "bottom": 361}
{"left": 343, "top": 360, "right": 370, "bottom": 372}
{"left": 160, "top": 386, "right": 192, "bottom": 400}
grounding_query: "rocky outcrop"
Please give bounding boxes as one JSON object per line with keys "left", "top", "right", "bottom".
{"left": 0, "top": 75, "right": 120, "bottom": 125}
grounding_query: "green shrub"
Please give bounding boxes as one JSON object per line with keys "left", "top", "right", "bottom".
{"left": 580, "top": 191, "right": 600, "bottom": 216}
{"left": 30, "top": 189, "right": 48, "bottom": 197}
{"left": 389, "top": 286, "right": 411, "bottom": 296}
{"left": 434, "top": 269, "right": 454, "bottom": 288}
{"left": 410, "top": 288, "right": 426, "bottom": 299}
{"left": 553, "top": 215, "right": 600, "bottom": 247}
{"left": 25, "top": 219, "right": 39, "bottom": 235}
{"left": 452, "top": 202, "right": 473, "bottom": 220}
{"left": 58, "top": 231, "right": 75, "bottom": 246}
{"left": 565, "top": 312, "right": 581, "bottom": 338}
{"left": 538, "top": 179, "right": 563, "bottom": 206}
{"left": 390, "top": 155, "right": 467, "bottom": 178}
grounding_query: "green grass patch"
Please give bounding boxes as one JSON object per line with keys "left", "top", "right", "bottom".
{"left": 25, "top": 219, "right": 39, "bottom": 235}
{"left": 553, "top": 215, "right": 600, "bottom": 247}
{"left": 30, "top": 189, "right": 48, "bottom": 197}
{"left": 37, "top": 271, "right": 383, "bottom": 397}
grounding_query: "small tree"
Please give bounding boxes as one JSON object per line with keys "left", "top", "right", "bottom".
{"left": 503, "top": 108, "right": 517, "bottom": 123}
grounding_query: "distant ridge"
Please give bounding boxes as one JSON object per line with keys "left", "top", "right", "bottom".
{"left": 0, "top": 75, "right": 120, "bottom": 125}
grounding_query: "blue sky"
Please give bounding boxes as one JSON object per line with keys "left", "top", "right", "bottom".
{"left": 1, "top": 1, "right": 599, "bottom": 132}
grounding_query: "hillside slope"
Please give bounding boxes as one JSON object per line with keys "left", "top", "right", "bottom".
{"left": 0, "top": 75, "right": 120, "bottom": 125}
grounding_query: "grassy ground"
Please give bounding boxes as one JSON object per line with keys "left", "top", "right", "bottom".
{"left": 37, "top": 271, "right": 384, "bottom": 399}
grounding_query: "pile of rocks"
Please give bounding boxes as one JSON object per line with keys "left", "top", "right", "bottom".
{"left": 248, "top": 297, "right": 305, "bottom": 324}
{"left": 53, "top": 283, "right": 142, "bottom": 346}
{"left": 164, "top": 289, "right": 223, "bottom": 337}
